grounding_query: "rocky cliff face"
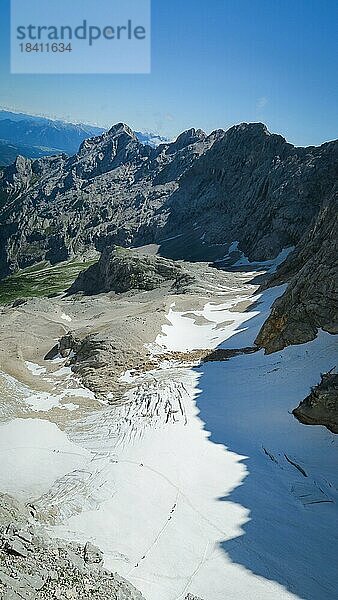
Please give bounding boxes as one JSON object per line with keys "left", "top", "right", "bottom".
{"left": 254, "top": 191, "right": 337, "bottom": 432}
{"left": 160, "top": 124, "right": 337, "bottom": 261}
{"left": 256, "top": 190, "right": 338, "bottom": 353}
{"left": 0, "top": 121, "right": 336, "bottom": 278}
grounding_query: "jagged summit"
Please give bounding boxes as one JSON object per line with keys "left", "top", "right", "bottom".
{"left": 230, "top": 122, "right": 271, "bottom": 134}
{"left": 0, "top": 121, "right": 336, "bottom": 280}
{"left": 170, "top": 127, "right": 207, "bottom": 151}
{"left": 61, "top": 121, "right": 285, "bottom": 162}
{"left": 106, "top": 122, "right": 137, "bottom": 139}
{"left": 76, "top": 122, "right": 138, "bottom": 155}
{"left": 1, "top": 154, "right": 32, "bottom": 191}
{"left": 223, "top": 122, "right": 289, "bottom": 147}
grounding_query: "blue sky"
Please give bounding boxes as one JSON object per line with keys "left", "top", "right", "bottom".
{"left": 1, "top": 0, "right": 337, "bottom": 145}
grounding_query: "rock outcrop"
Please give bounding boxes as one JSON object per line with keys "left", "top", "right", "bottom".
{"left": 45, "top": 330, "right": 138, "bottom": 396}
{"left": 293, "top": 372, "right": 338, "bottom": 433}
{"left": 68, "top": 246, "right": 195, "bottom": 295}
{"left": 0, "top": 122, "right": 336, "bottom": 278}
{"left": 256, "top": 191, "right": 338, "bottom": 353}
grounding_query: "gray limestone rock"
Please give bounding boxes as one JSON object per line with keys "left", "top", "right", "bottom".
{"left": 293, "top": 372, "right": 338, "bottom": 433}
{"left": 256, "top": 191, "right": 338, "bottom": 353}
{"left": 68, "top": 246, "right": 195, "bottom": 296}
{"left": 0, "top": 122, "right": 336, "bottom": 277}
{"left": 0, "top": 494, "right": 145, "bottom": 600}
{"left": 83, "top": 542, "right": 103, "bottom": 565}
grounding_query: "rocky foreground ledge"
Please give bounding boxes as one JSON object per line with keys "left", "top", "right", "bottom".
{"left": 0, "top": 492, "right": 204, "bottom": 600}
{"left": 0, "top": 494, "right": 146, "bottom": 600}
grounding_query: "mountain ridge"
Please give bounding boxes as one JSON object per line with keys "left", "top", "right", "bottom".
{"left": 0, "top": 119, "right": 336, "bottom": 431}
{"left": 0, "top": 120, "right": 336, "bottom": 279}
{"left": 0, "top": 110, "right": 169, "bottom": 165}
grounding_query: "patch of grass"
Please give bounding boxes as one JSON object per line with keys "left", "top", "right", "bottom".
{"left": 0, "top": 258, "right": 97, "bottom": 305}
{"left": 114, "top": 245, "right": 130, "bottom": 256}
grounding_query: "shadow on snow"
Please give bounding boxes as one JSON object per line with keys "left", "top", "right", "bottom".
{"left": 194, "top": 287, "right": 338, "bottom": 600}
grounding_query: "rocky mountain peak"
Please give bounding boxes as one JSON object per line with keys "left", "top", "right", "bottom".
{"left": 234, "top": 121, "right": 270, "bottom": 134}
{"left": 106, "top": 122, "right": 137, "bottom": 140}
{"left": 10, "top": 154, "right": 32, "bottom": 174}
{"left": 66, "top": 121, "right": 149, "bottom": 179}
{"left": 224, "top": 122, "right": 287, "bottom": 145}
{"left": 169, "top": 127, "right": 207, "bottom": 152}
{"left": 76, "top": 122, "right": 138, "bottom": 156}
{"left": 0, "top": 154, "right": 32, "bottom": 192}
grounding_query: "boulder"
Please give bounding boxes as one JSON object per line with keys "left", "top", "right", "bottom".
{"left": 293, "top": 372, "right": 338, "bottom": 433}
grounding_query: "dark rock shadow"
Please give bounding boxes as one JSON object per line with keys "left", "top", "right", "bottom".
{"left": 193, "top": 290, "right": 338, "bottom": 600}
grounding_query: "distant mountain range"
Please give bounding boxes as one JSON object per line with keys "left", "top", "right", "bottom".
{"left": 0, "top": 110, "right": 168, "bottom": 165}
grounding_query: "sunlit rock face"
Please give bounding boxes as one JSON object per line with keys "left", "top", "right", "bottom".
{"left": 293, "top": 372, "right": 338, "bottom": 433}
{"left": 256, "top": 190, "right": 338, "bottom": 352}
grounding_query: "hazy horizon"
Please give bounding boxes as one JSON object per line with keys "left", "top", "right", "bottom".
{"left": 1, "top": 105, "right": 338, "bottom": 149}
{"left": 1, "top": 0, "right": 337, "bottom": 147}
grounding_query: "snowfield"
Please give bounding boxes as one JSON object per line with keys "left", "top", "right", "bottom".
{"left": 0, "top": 274, "right": 337, "bottom": 600}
